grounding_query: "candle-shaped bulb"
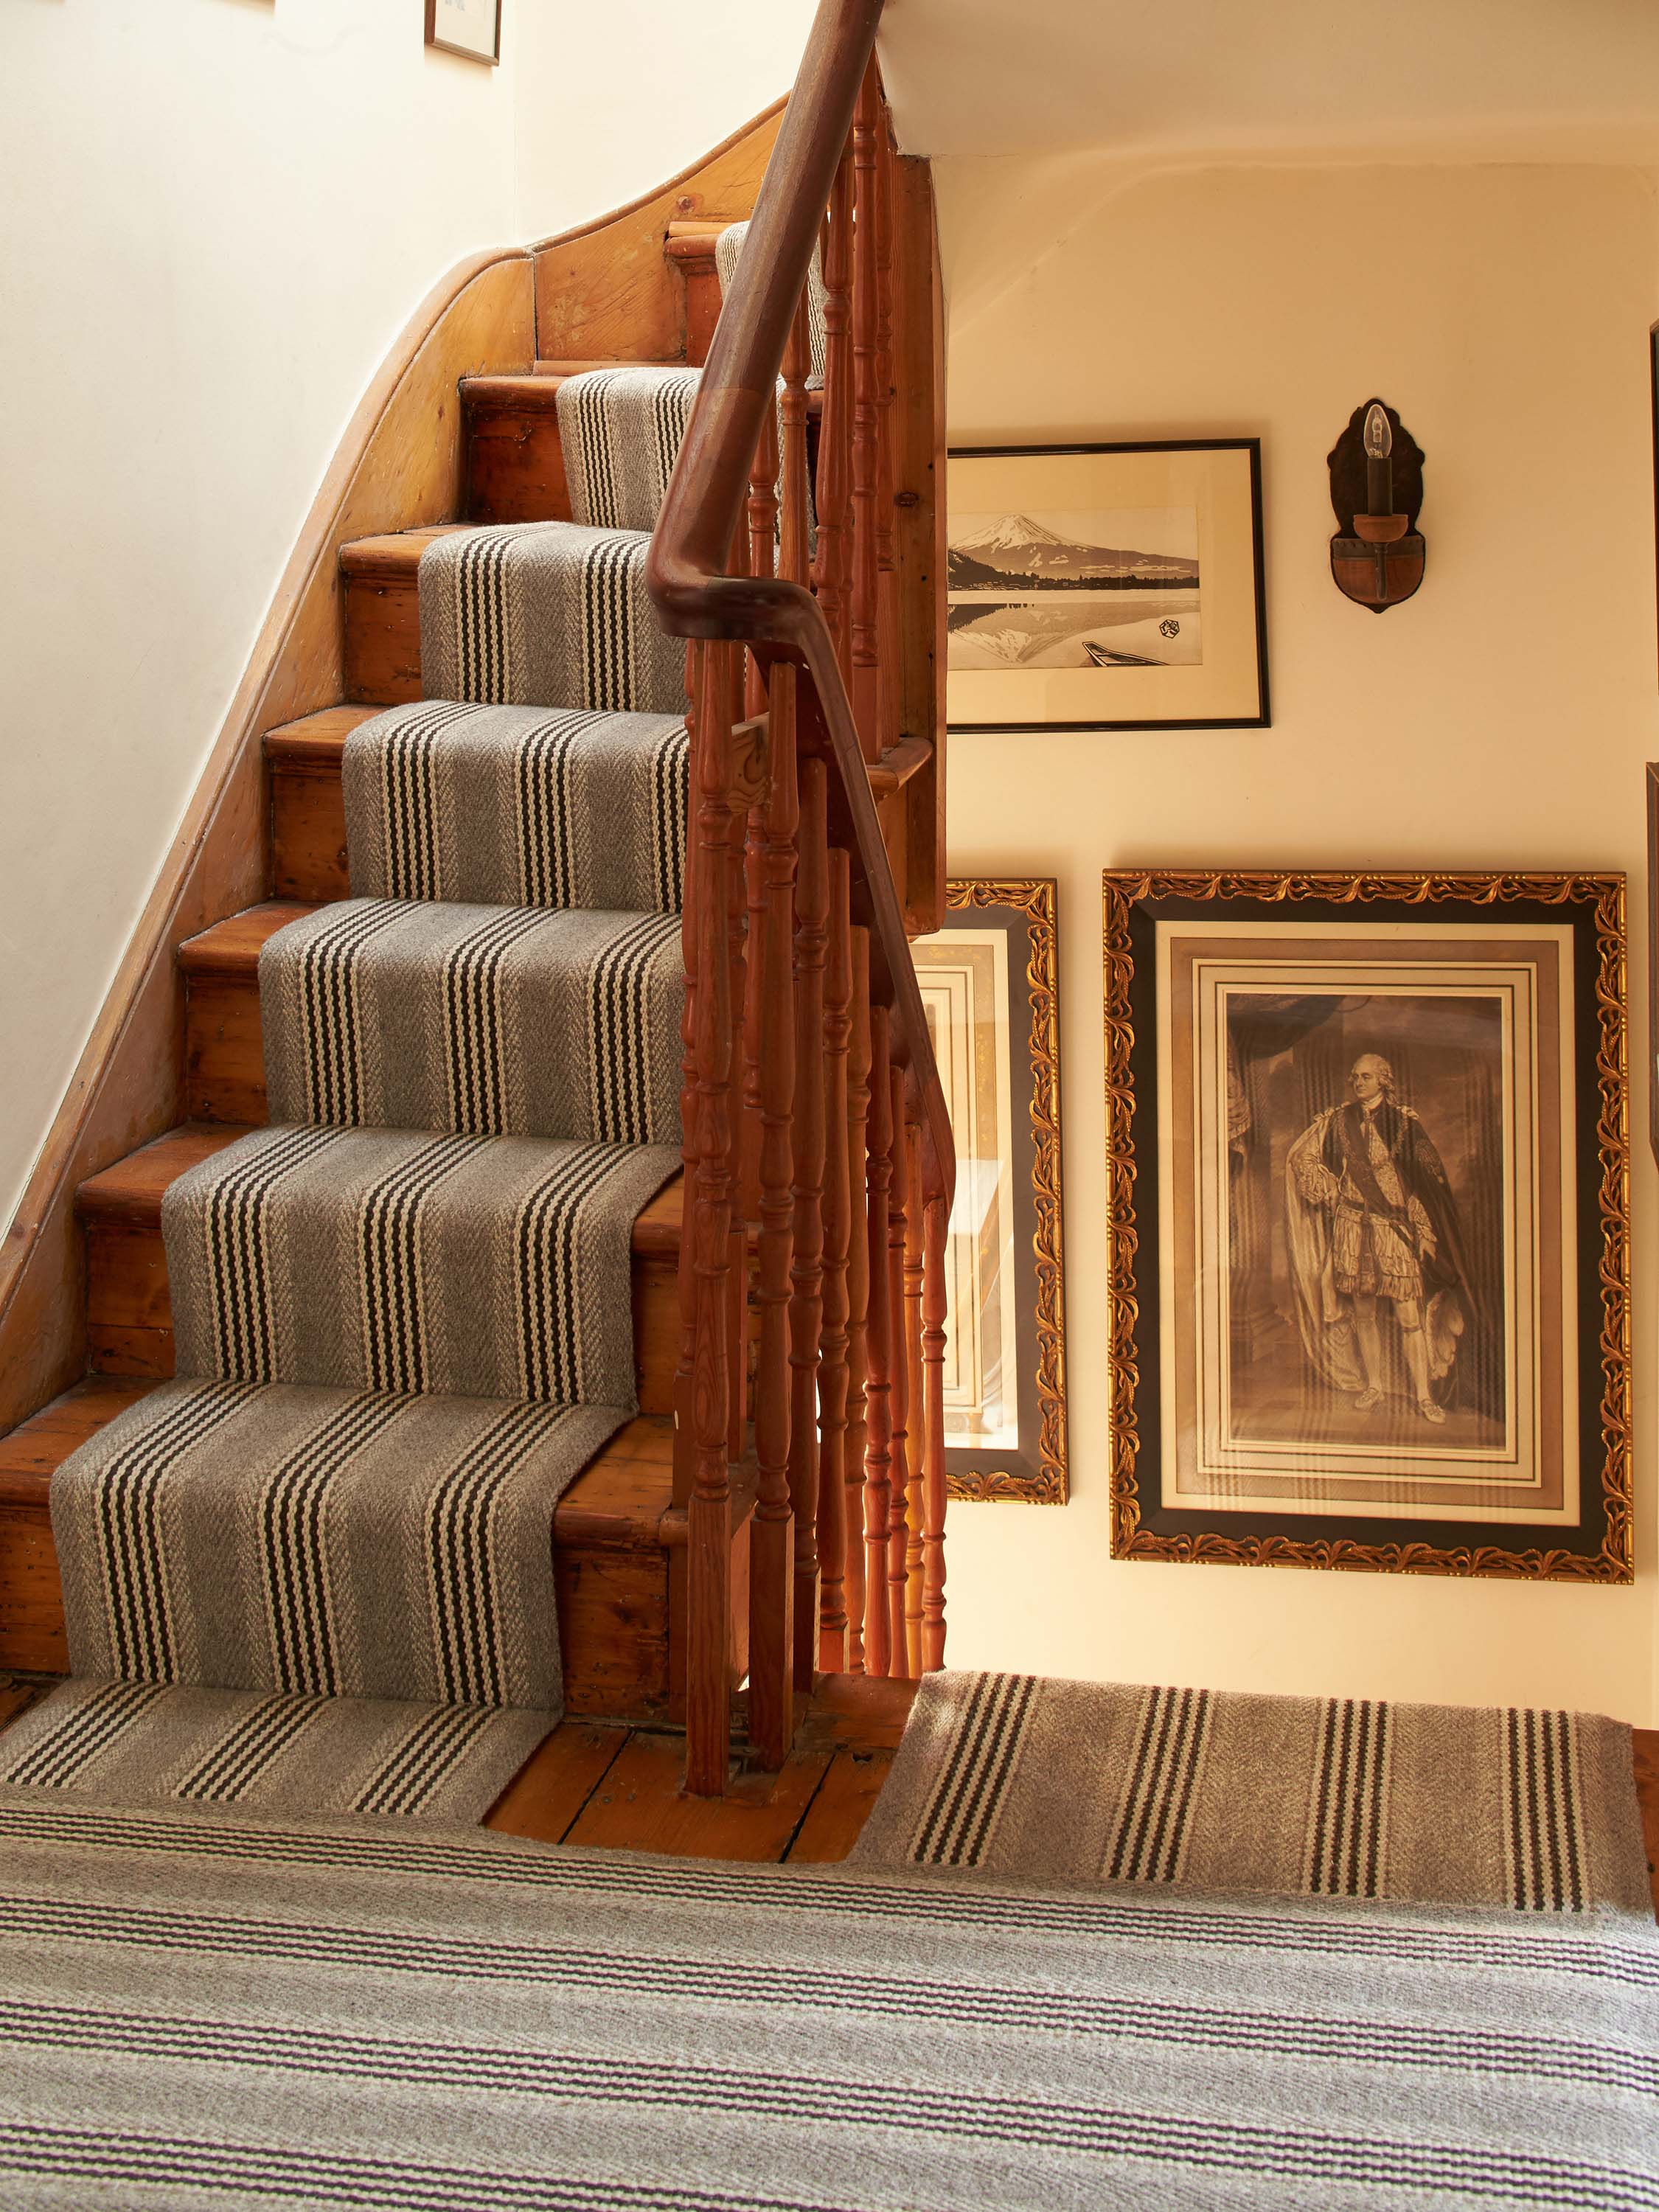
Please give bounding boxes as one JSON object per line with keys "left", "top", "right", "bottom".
{"left": 1363, "top": 403, "right": 1394, "bottom": 516}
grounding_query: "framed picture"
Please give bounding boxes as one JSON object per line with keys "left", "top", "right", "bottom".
{"left": 911, "top": 880, "right": 1068, "bottom": 1503}
{"left": 946, "top": 440, "right": 1268, "bottom": 733}
{"left": 425, "top": 0, "right": 501, "bottom": 64}
{"left": 1103, "top": 869, "right": 1631, "bottom": 1579}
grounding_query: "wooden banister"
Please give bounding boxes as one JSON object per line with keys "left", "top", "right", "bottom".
{"left": 647, "top": 0, "right": 952, "bottom": 1789}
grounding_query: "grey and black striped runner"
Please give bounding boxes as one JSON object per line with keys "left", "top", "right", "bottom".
{"left": 0, "top": 1679, "right": 550, "bottom": 1823}
{"left": 418, "top": 523, "right": 686, "bottom": 717}
{"left": 853, "top": 1669, "right": 1652, "bottom": 1917}
{"left": 0, "top": 1787, "right": 1653, "bottom": 2211}
{"left": 341, "top": 703, "right": 688, "bottom": 916}
{"left": 52, "top": 1381, "right": 626, "bottom": 1714}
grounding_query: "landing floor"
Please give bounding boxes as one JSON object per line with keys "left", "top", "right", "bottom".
{"left": 0, "top": 1670, "right": 917, "bottom": 1866}
{"left": 2, "top": 1673, "right": 1653, "bottom": 1905}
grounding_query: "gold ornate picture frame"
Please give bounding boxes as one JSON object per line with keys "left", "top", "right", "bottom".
{"left": 1104, "top": 869, "right": 1631, "bottom": 1579}
{"left": 911, "top": 880, "right": 1068, "bottom": 1502}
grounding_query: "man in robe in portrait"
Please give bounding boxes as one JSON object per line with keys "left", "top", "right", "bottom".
{"left": 1284, "top": 1053, "right": 1476, "bottom": 1424}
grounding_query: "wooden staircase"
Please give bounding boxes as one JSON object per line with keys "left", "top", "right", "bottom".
{"left": 0, "top": 66, "right": 949, "bottom": 1801}
{"left": 0, "top": 212, "right": 765, "bottom": 1731}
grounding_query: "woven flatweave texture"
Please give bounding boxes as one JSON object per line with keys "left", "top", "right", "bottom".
{"left": 48, "top": 1380, "right": 619, "bottom": 1707}
{"left": 557, "top": 366, "right": 701, "bottom": 533}
{"left": 341, "top": 701, "right": 688, "bottom": 913}
{"left": 161, "top": 1122, "right": 676, "bottom": 1407}
{"left": 261, "top": 898, "right": 684, "bottom": 1144}
{"left": 419, "top": 521, "right": 685, "bottom": 714}
{"left": 717, "top": 218, "right": 827, "bottom": 383}
{"left": 0, "top": 1791, "right": 1652, "bottom": 2211}
{"left": 0, "top": 1682, "right": 549, "bottom": 1821}
{"left": 853, "top": 1671, "right": 1653, "bottom": 1919}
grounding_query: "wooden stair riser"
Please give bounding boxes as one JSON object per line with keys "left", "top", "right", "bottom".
{"left": 270, "top": 754, "right": 349, "bottom": 904}
{"left": 462, "top": 376, "right": 575, "bottom": 527}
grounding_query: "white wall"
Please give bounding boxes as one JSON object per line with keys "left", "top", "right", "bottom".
{"left": 512, "top": 0, "right": 815, "bottom": 240}
{"left": 0, "top": 0, "right": 519, "bottom": 1238}
{"left": 0, "top": 0, "right": 816, "bottom": 1251}
{"left": 936, "top": 156, "right": 1659, "bottom": 1725}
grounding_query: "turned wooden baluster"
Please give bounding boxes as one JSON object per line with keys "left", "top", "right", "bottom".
{"left": 872, "top": 87, "right": 900, "bottom": 756}
{"left": 779, "top": 283, "right": 813, "bottom": 591}
{"left": 746, "top": 667, "right": 799, "bottom": 1768}
{"left": 788, "top": 758, "right": 830, "bottom": 1692}
{"left": 725, "top": 690, "right": 751, "bottom": 1465}
{"left": 841, "top": 926, "right": 872, "bottom": 1670}
{"left": 679, "top": 638, "right": 742, "bottom": 1796}
{"left": 902, "top": 1109, "right": 927, "bottom": 1677}
{"left": 884, "top": 1062, "right": 913, "bottom": 1677}
{"left": 815, "top": 851, "right": 853, "bottom": 1671}
{"left": 861, "top": 1004, "right": 894, "bottom": 1678}
{"left": 742, "top": 395, "right": 780, "bottom": 720}
{"left": 812, "top": 147, "right": 855, "bottom": 687}
{"left": 849, "top": 63, "right": 882, "bottom": 762}
{"left": 921, "top": 1180, "right": 949, "bottom": 1672}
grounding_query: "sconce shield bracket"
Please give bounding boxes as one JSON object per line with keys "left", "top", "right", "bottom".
{"left": 1328, "top": 397, "right": 1426, "bottom": 613}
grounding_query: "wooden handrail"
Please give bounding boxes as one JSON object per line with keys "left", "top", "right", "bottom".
{"left": 646, "top": 0, "right": 951, "bottom": 1793}
{"left": 645, "top": 0, "right": 953, "bottom": 1214}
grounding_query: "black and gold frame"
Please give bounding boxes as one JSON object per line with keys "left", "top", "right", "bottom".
{"left": 1104, "top": 870, "right": 1631, "bottom": 1579}
{"left": 911, "top": 880, "right": 1068, "bottom": 1503}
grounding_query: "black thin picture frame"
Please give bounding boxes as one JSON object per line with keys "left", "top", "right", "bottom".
{"left": 945, "top": 438, "right": 1270, "bottom": 734}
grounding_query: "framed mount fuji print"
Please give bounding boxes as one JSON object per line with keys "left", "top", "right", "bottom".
{"left": 911, "top": 880, "right": 1068, "bottom": 1503}
{"left": 1103, "top": 870, "right": 1632, "bottom": 1579}
{"left": 946, "top": 441, "right": 1269, "bottom": 732}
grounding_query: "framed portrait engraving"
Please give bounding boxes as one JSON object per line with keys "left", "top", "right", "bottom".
{"left": 946, "top": 441, "right": 1268, "bottom": 734}
{"left": 425, "top": 0, "right": 501, "bottom": 64}
{"left": 1104, "top": 870, "right": 1631, "bottom": 1579}
{"left": 911, "top": 880, "right": 1068, "bottom": 1502}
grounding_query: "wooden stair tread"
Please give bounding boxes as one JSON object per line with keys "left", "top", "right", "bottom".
{"left": 338, "top": 525, "right": 467, "bottom": 582}
{"left": 531, "top": 358, "right": 636, "bottom": 375}
{"left": 178, "top": 900, "right": 312, "bottom": 975}
{"left": 0, "top": 1377, "right": 675, "bottom": 1552}
{"left": 264, "top": 704, "right": 383, "bottom": 768}
{"left": 77, "top": 1121, "right": 684, "bottom": 1251}
{"left": 463, "top": 374, "right": 573, "bottom": 409}
{"left": 268, "top": 716, "right": 923, "bottom": 807}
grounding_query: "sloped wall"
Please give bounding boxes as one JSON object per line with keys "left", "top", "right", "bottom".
{"left": 935, "top": 156, "right": 1659, "bottom": 1722}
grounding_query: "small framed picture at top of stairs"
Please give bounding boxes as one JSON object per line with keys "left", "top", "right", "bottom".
{"left": 425, "top": 0, "right": 501, "bottom": 65}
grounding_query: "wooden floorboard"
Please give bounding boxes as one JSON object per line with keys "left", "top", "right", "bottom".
{"left": 485, "top": 1721, "right": 627, "bottom": 1842}
{"left": 785, "top": 1747, "right": 895, "bottom": 1863}
{"left": 563, "top": 1728, "right": 832, "bottom": 1861}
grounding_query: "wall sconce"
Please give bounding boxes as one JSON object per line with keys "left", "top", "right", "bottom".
{"left": 1328, "top": 398, "right": 1425, "bottom": 611}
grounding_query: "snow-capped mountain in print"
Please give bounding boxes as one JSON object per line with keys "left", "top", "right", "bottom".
{"left": 948, "top": 511, "right": 1200, "bottom": 592}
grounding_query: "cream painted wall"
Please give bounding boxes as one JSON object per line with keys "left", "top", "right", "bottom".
{"left": 0, "top": 0, "right": 815, "bottom": 1253}
{"left": 512, "top": 0, "right": 815, "bottom": 239}
{"left": 934, "top": 158, "right": 1659, "bottom": 1725}
{"left": 0, "top": 0, "right": 519, "bottom": 1242}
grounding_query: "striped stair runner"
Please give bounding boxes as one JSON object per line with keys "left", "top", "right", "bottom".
{"left": 1, "top": 375, "right": 708, "bottom": 1826}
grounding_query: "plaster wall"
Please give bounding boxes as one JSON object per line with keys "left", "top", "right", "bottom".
{"left": 0, "top": 0, "right": 519, "bottom": 1241}
{"left": 512, "top": 0, "right": 817, "bottom": 239}
{"left": 0, "top": 0, "right": 816, "bottom": 1253}
{"left": 935, "top": 156, "right": 1659, "bottom": 1723}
